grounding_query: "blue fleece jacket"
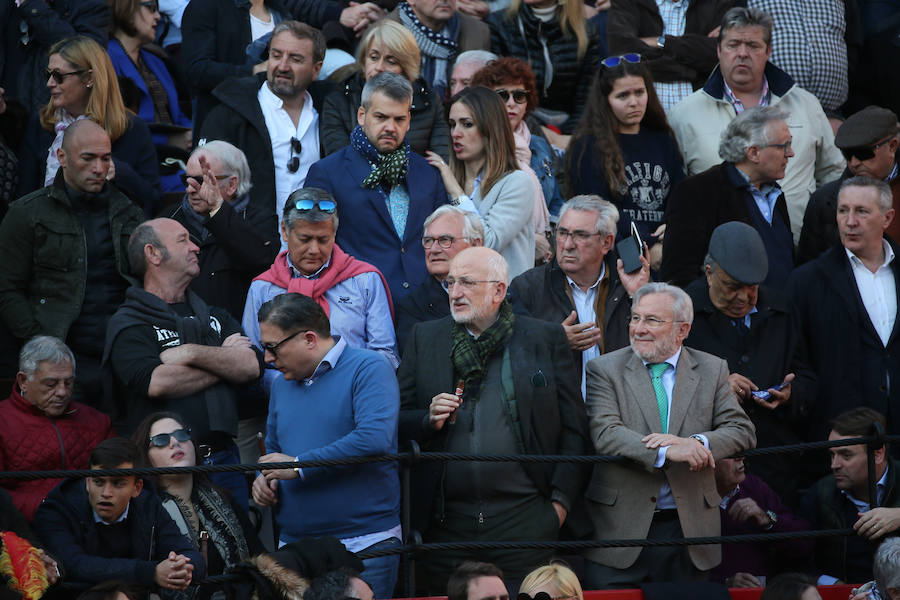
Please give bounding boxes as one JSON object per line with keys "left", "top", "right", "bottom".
{"left": 267, "top": 344, "right": 401, "bottom": 541}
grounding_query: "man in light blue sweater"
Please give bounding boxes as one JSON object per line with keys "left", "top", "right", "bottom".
{"left": 250, "top": 292, "right": 401, "bottom": 599}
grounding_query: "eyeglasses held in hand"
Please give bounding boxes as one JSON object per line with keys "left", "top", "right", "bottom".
{"left": 294, "top": 199, "right": 337, "bottom": 213}
{"left": 45, "top": 68, "right": 88, "bottom": 84}
{"left": 495, "top": 89, "right": 528, "bottom": 104}
{"left": 600, "top": 53, "right": 642, "bottom": 68}
{"left": 287, "top": 137, "right": 302, "bottom": 173}
{"left": 149, "top": 428, "right": 192, "bottom": 447}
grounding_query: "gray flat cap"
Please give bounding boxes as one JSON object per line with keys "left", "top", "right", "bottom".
{"left": 835, "top": 106, "right": 899, "bottom": 148}
{"left": 708, "top": 221, "right": 768, "bottom": 285}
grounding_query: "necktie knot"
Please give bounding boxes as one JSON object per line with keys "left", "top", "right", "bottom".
{"left": 649, "top": 362, "right": 670, "bottom": 378}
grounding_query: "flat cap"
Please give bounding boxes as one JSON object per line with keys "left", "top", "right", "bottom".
{"left": 835, "top": 106, "right": 899, "bottom": 148}
{"left": 708, "top": 221, "right": 768, "bottom": 285}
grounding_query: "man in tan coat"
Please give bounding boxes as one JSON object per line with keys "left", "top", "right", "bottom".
{"left": 584, "top": 282, "right": 756, "bottom": 588}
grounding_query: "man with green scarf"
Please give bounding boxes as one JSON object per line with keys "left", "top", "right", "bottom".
{"left": 305, "top": 72, "right": 448, "bottom": 301}
{"left": 398, "top": 246, "right": 590, "bottom": 594}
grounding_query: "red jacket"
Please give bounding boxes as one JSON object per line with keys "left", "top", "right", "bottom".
{"left": 0, "top": 386, "right": 114, "bottom": 521}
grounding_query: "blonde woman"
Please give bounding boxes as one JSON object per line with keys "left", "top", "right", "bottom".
{"left": 17, "top": 36, "right": 160, "bottom": 210}
{"left": 520, "top": 563, "right": 584, "bottom": 600}
{"left": 320, "top": 20, "right": 449, "bottom": 158}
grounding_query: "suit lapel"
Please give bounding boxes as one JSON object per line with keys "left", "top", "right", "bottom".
{"left": 344, "top": 151, "right": 399, "bottom": 239}
{"left": 668, "top": 348, "right": 700, "bottom": 435}
{"left": 402, "top": 165, "right": 431, "bottom": 245}
{"left": 624, "top": 353, "right": 665, "bottom": 433}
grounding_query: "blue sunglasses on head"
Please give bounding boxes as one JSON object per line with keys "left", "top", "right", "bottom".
{"left": 600, "top": 53, "right": 642, "bottom": 68}
{"left": 294, "top": 199, "right": 336, "bottom": 213}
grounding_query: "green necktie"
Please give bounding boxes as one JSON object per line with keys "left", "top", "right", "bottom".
{"left": 649, "top": 362, "right": 671, "bottom": 433}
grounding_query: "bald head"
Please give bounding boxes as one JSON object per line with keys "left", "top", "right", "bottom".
{"left": 58, "top": 120, "right": 111, "bottom": 194}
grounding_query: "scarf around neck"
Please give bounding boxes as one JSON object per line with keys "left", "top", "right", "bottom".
{"left": 351, "top": 125, "right": 410, "bottom": 189}
{"left": 512, "top": 120, "right": 551, "bottom": 234}
{"left": 398, "top": 1, "right": 459, "bottom": 92}
{"left": 450, "top": 300, "right": 515, "bottom": 394}
{"left": 253, "top": 244, "right": 395, "bottom": 319}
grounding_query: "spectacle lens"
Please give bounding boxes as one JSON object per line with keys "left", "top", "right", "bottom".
{"left": 600, "top": 53, "right": 642, "bottom": 68}
{"left": 496, "top": 89, "right": 528, "bottom": 104}
{"left": 149, "top": 428, "right": 192, "bottom": 447}
{"left": 294, "top": 199, "right": 337, "bottom": 213}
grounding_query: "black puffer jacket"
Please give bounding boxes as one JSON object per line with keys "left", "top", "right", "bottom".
{"left": 319, "top": 70, "right": 450, "bottom": 160}
{"left": 486, "top": 5, "right": 599, "bottom": 134}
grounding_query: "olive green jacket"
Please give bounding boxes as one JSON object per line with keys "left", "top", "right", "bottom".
{"left": 0, "top": 172, "right": 143, "bottom": 342}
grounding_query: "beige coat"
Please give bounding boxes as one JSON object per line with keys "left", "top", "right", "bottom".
{"left": 584, "top": 345, "right": 756, "bottom": 570}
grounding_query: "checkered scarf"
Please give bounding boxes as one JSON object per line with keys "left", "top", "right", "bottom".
{"left": 351, "top": 124, "right": 410, "bottom": 189}
{"left": 450, "top": 300, "right": 515, "bottom": 391}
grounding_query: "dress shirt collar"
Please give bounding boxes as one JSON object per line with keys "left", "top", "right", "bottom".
{"left": 565, "top": 262, "right": 606, "bottom": 292}
{"left": 841, "top": 464, "right": 890, "bottom": 510}
{"left": 93, "top": 503, "right": 130, "bottom": 525}
{"left": 640, "top": 346, "right": 682, "bottom": 371}
{"left": 287, "top": 254, "right": 332, "bottom": 280}
{"left": 845, "top": 238, "right": 895, "bottom": 271}
{"left": 303, "top": 336, "right": 347, "bottom": 386}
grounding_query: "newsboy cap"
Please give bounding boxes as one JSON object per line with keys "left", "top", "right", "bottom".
{"left": 835, "top": 106, "right": 899, "bottom": 149}
{"left": 707, "top": 221, "right": 768, "bottom": 285}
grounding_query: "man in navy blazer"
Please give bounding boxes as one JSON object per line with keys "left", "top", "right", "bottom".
{"left": 305, "top": 72, "right": 447, "bottom": 301}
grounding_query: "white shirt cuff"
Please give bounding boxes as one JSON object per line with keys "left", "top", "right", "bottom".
{"left": 655, "top": 446, "right": 668, "bottom": 468}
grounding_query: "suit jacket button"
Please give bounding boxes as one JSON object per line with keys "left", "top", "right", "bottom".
{"left": 403, "top": 282, "right": 410, "bottom": 288}
{"left": 650, "top": 496, "right": 657, "bottom": 503}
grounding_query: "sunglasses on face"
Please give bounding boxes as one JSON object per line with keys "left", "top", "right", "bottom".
{"left": 600, "top": 53, "right": 642, "bottom": 68}
{"left": 495, "top": 89, "right": 528, "bottom": 104}
{"left": 287, "top": 137, "right": 302, "bottom": 173}
{"left": 294, "top": 198, "right": 337, "bottom": 213}
{"left": 149, "top": 428, "right": 192, "bottom": 448}
{"left": 180, "top": 173, "right": 230, "bottom": 186}
{"left": 841, "top": 135, "right": 895, "bottom": 162}
{"left": 45, "top": 68, "right": 87, "bottom": 84}
{"left": 140, "top": 0, "right": 160, "bottom": 11}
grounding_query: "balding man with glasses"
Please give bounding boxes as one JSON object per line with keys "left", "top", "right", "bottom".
{"left": 584, "top": 282, "right": 755, "bottom": 588}
{"left": 243, "top": 187, "right": 397, "bottom": 394}
{"left": 509, "top": 195, "right": 650, "bottom": 397}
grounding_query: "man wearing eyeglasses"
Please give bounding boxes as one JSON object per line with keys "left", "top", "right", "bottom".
{"left": 394, "top": 205, "right": 484, "bottom": 353}
{"left": 253, "top": 293, "right": 401, "bottom": 599}
{"left": 662, "top": 106, "right": 797, "bottom": 289}
{"left": 509, "top": 195, "right": 649, "bottom": 399}
{"left": 200, "top": 21, "right": 328, "bottom": 237}
{"left": 799, "top": 106, "right": 900, "bottom": 264}
{"left": 243, "top": 187, "right": 398, "bottom": 394}
{"left": 398, "top": 246, "right": 589, "bottom": 593}
{"left": 667, "top": 7, "right": 845, "bottom": 244}
{"left": 166, "top": 141, "right": 281, "bottom": 320}
{"left": 583, "top": 282, "right": 755, "bottom": 588}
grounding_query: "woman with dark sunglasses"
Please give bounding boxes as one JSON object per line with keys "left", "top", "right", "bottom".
{"left": 132, "top": 411, "right": 264, "bottom": 598}
{"left": 471, "top": 57, "right": 564, "bottom": 226}
{"left": 566, "top": 55, "right": 684, "bottom": 270}
{"left": 15, "top": 36, "right": 161, "bottom": 212}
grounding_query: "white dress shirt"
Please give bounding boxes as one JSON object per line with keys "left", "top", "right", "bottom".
{"left": 258, "top": 82, "right": 320, "bottom": 229}
{"left": 566, "top": 263, "right": 605, "bottom": 399}
{"left": 847, "top": 239, "right": 897, "bottom": 346}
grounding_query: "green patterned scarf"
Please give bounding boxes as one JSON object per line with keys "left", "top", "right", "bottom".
{"left": 350, "top": 124, "right": 410, "bottom": 189}
{"left": 450, "top": 301, "right": 515, "bottom": 394}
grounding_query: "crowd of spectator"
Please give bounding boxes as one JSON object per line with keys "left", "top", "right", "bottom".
{"left": 2, "top": 0, "right": 900, "bottom": 599}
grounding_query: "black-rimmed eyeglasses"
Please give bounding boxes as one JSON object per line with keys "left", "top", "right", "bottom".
{"left": 45, "top": 68, "right": 88, "bottom": 84}
{"left": 495, "top": 89, "right": 528, "bottom": 104}
{"left": 287, "top": 137, "right": 302, "bottom": 173}
{"left": 263, "top": 330, "right": 304, "bottom": 357}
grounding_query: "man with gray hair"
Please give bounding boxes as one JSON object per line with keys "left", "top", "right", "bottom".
{"left": 243, "top": 187, "right": 397, "bottom": 392}
{"left": 0, "top": 336, "right": 113, "bottom": 521}
{"left": 788, "top": 176, "right": 900, "bottom": 442}
{"left": 449, "top": 50, "right": 497, "bottom": 97}
{"left": 306, "top": 72, "right": 447, "bottom": 301}
{"left": 874, "top": 537, "right": 900, "bottom": 599}
{"left": 395, "top": 205, "right": 484, "bottom": 352}
{"left": 200, "top": 21, "right": 330, "bottom": 236}
{"left": 509, "top": 195, "right": 650, "bottom": 397}
{"left": 668, "top": 6, "right": 845, "bottom": 242}
{"left": 584, "top": 282, "right": 756, "bottom": 587}
{"left": 167, "top": 141, "right": 281, "bottom": 320}
{"left": 662, "top": 106, "right": 797, "bottom": 288}
{"left": 398, "top": 246, "right": 589, "bottom": 592}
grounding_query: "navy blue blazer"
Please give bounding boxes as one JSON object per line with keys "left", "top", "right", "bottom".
{"left": 305, "top": 147, "right": 447, "bottom": 301}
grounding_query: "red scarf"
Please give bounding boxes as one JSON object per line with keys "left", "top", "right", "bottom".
{"left": 254, "top": 244, "right": 394, "bottom": 319}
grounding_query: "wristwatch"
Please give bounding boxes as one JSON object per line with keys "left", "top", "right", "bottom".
{"left": 657, "top": 36, "right": 666, "bottom": 48}
{"left": 764, "top": 510, "right": 778, "bottom": 530}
